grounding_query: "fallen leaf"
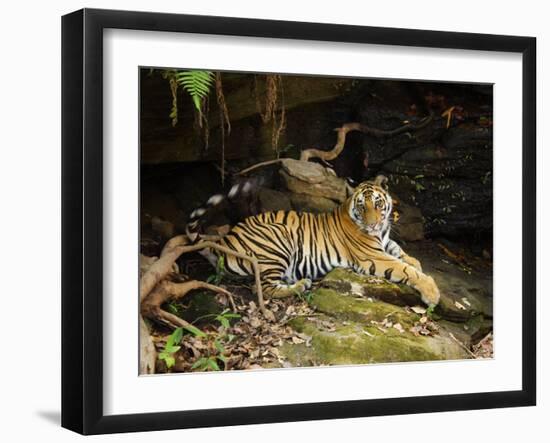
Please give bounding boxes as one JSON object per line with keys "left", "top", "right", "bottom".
{"left": 393, "top": 323, "right": 405, "bottom": 333}
{"left": 454, "top": 301, "right": 467, "bottom": 310}
{"left": 411, "top": 306, "right": 426, "bottom": 314}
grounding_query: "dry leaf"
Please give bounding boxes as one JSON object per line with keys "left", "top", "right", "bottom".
{"left": 454, "top": 301, "right": 467, "bottom": 310}
{"left": 411, "top": 306, "right": 427, "bottom": 314}
{"left": 393, "top": 323, "right": 405, "bottom": 333}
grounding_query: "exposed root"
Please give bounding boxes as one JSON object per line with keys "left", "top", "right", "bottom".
{"left": 140, "top": 236, "right": 275, "bottom": 323}
{"left": 300, "top": 112, "right": 434, "bottom": 162}
{"left": 237, "top": 112, "right": 433, "bottom": 177}
{"left": 139, "top": 315, "right": 156, "bottom": 374}
{"left": 141, "top": 279, "right": 235, "bottom": 330}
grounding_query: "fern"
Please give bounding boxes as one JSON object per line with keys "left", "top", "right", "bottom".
{"left": 176, "top": 70, "right": 214, "bottom": 112}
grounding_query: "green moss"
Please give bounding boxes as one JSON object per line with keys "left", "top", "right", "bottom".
{"left": 321, "top": 268, "right": 421, "bottom": 306}
{"left": 310, "top": 288, "right": 417, "bottom": 329}
{"left": 280, "top": 317, "right": 460, "bottom": 366}
{"left": 280, "top": 286, "right": 472, "bottom": 366}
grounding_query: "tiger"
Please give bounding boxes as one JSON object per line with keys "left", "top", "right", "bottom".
{"left": 186, "top": 175, "right": 440, "bottom": 307}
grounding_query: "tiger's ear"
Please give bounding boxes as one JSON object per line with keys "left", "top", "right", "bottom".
{"left": 373, "top": 174, "right": 389, "bottom": 190}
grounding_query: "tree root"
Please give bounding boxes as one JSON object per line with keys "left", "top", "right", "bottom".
{"left": 141, "top": 279, "right": 235, "bottom": 330}
{"left": 300, "top": 112, "right": 433, "bottom": 162}
{"left": 237, "top": 112, "right": 434, "bottom": 177}
{"left": 140, "top": 235, "right": 276, "bottom": 330}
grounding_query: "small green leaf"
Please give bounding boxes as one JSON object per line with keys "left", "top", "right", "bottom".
{"left": 191, "top": 357, "right": 208, "bottom": 370}
{"left": 182, "top": 324, "right": 206, "bottom": 337}
{"left": 165, "top": 345, "right": 181, "bottom": 354}
{"left": 214, "top": 340, "right": 225, "bottom": 354}
{"left": 164, "top": 356, "right": 175, "bottom": 368}
{"left": 207, "top": 358, "right": 221, "bottom": 371}
{"left": 172, "top": 327, "right": 184, "bottom": 344}
{"left": 223, "top": 313, "right": 241, "bottom": 319}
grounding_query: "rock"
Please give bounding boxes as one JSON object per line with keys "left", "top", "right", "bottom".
{"left": 280, "top": 158, "right": 329, "bottom": 184}
{"left": 151, "top": 216, "right": 175, "bottom": 240}
{"left": 403, "top": 241, "right": 493, "bottom": 322}
{"left": 392, "top": 199, "right": 424, "bottom": 241}
{"left": 279, "top": 288, "right": 471, "bottom": 366}
{"left": 435, "top": 286, "right": 493, "bottom": 322}
{"left": 290, "top": 193, "right": 338, "bottom": 213}
{"left": 257, "top": 187, "right": 292, "bottom": 212}
{"left": 279, "top": 159, "right": 348, "bottom": 203}
{"left": 320, "top": 268, "right": 421, "bottom": 307}
{"left": 280, "top": 170, "right": 347, "bottom": 203}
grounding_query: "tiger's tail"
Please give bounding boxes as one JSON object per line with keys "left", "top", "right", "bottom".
{"left": 185, "top": 178, "right": 261, "bottom": 242}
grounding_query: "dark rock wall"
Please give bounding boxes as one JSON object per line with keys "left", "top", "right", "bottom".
{"left": 140, "top": 70, "right": 492, "bottom": 241}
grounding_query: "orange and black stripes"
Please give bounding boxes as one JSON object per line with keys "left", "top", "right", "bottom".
{"left": 185, "top": 176, "right": 440, "bottom": 304}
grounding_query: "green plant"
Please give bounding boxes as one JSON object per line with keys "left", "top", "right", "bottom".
{"left": 297, "top": 290, "right": 314, "bottom": 305}
{"left": 191, "top": 355, "right": 222, "bottom": 371}
{"left": 214, "top": 309, "right": 241, "bottom": 328}
{"left": 166, "top": 301, "right": 181, "bottom": 315}
{"left": 190, "top": 336, "right": 234, "bottom": 372}
{"left": 176, "top": 70, "right": 214, "bottom": 113}
{"left": 158, "top": 322, "right": 208, "bottom": 369}
{"left": 158, "top": 327, "right": 184, "bottom": 369}
{"left": 426, "top": 304, "right": 436, "bottom": 319}
{"left": 182, "top": 323, "right": 207, "bottom": 338}
{"left": 414, "top": 182, "right": 426, "bottom": 192}
{"left": 207, "top": 256, "right": 226, "bottom": 285}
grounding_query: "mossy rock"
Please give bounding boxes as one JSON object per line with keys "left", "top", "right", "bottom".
{"left": 319, "top": 268, "right": 421, "bottom": 307}
{"left": 277, "top": 281, "right": 473, "bottom": 366}
{"left": 310, "top": 288, "right": 418, "bottom": 330}
{"left": 280, "top": 313, "right": 470, "bottom": 366}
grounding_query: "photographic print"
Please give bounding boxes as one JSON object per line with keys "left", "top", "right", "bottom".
{"left": 139, "top": 68, "right": 494, "bottom": 375}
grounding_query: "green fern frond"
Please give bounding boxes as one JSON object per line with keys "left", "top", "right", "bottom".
{"left": 176, "top": 70, "right": 214, "bottom": 112}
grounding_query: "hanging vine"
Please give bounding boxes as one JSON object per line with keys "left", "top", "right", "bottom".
{"left": 215, "top": 72, "right": 231, "bottom": 186}
{"left": 254, "top": 74, "right": 286, "bottom": 157}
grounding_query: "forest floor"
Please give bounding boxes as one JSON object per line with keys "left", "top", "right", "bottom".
{"left": 146, "top": 238, "right": 493, "bottom": 373}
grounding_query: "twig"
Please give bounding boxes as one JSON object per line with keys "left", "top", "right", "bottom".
{"left": 449, "top": 332, "right": 477, "bottom": 358}
{"left": 237, "top": 158, "right": 284, "bottom": 176}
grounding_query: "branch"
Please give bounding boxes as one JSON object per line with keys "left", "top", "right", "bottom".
{"left": 237, "top": 158, "right": 284, "bottom": 176}
{"left": 300, "top": 111, "right": 434, "bottom": 162}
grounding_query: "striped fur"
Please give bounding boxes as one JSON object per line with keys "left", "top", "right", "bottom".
{"left": 188, "top": 176, "right": 440, "bottom": 306}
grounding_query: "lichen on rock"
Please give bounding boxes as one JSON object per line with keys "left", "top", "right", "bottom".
{"left": 278, "top": 266, "right": 487, "bottom": 366}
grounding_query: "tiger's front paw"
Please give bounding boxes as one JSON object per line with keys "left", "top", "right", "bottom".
{"left": 401, "top": 254, "right": 422, "bottom": 272}
{"left": 294, "top": 278, "right": 312, "bottom": 293}
{"left": 416, "top": 275, "right": 440, "bottom": 306}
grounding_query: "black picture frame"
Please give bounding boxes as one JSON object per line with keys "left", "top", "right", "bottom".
{"left": 61, "top": 8, "right": 536, "bottom": 435}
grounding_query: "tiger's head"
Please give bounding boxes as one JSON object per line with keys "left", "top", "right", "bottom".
{"left": 347, "top": 175, "right": 392, "bottom": 235}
